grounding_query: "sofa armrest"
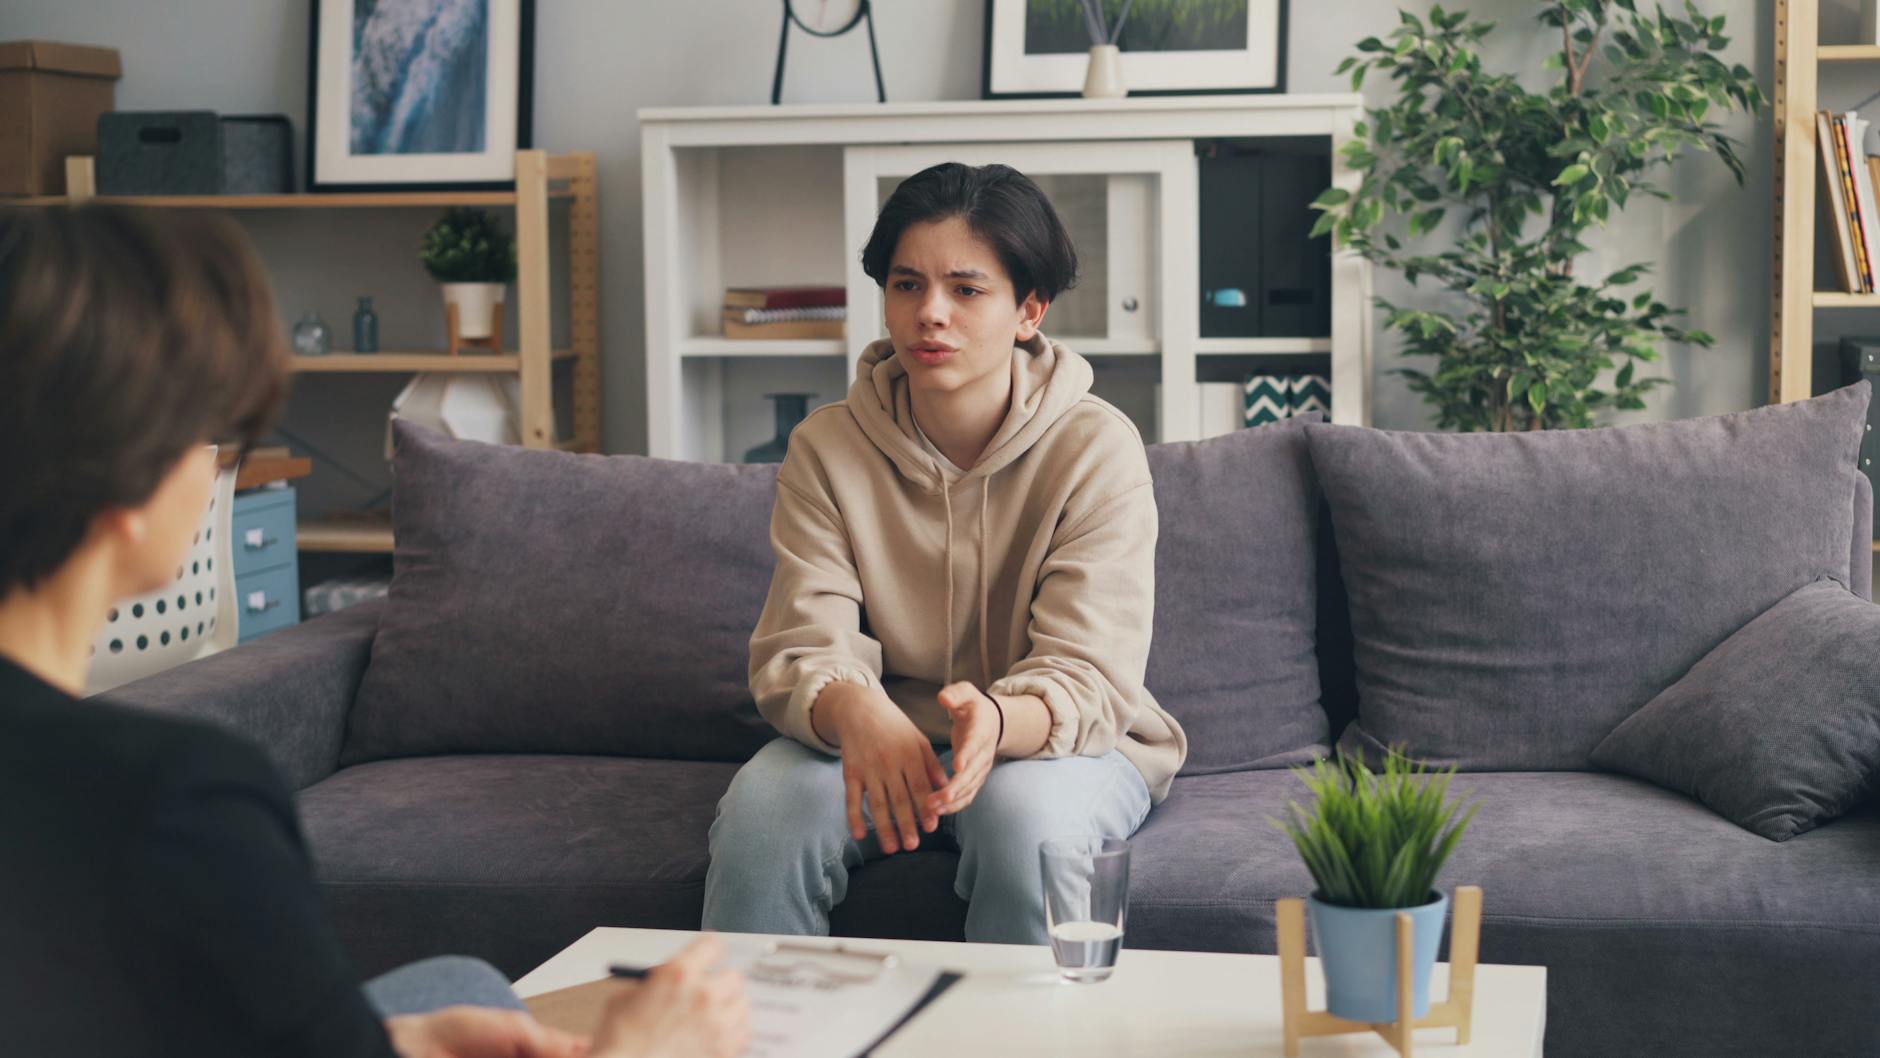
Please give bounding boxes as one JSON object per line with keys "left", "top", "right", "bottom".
{"left": 97, "top": 598, "right": 384, "bottom": 791}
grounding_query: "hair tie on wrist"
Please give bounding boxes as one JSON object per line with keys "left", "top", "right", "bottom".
{"left": 988, "top": 692, "right": 1006, "bottom": 754}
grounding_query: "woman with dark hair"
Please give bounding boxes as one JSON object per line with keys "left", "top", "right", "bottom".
{"left": 0, "top": 206, "right": 747, "bottom": 1058}
{"left": 705, "top": 163, "right": 1186, "bottom": 941}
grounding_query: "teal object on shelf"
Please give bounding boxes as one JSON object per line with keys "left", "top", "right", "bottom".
{"left": 353, "top": 296, "right": 379, "bottom": 353}
{"left": 231, "top": 487, "right": 302, "bottom": 643}
{"left": 1307, "top": 890, "right": 1449, "bottom": 1024}
{"left": 743, "top": 393, "right": 815, "bottom": 463}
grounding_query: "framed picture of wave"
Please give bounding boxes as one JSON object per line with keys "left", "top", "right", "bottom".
{"left": 308, "top": 0, "right": 534, "bottom": 191}
{"left": 982, "top": 0, "right": 1285, "bottom": 99}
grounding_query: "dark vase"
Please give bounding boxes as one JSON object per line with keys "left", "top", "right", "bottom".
{"left": 743, "top": 392, "right": 816, "bottom": 463}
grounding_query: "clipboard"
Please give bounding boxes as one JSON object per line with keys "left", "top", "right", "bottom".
{"left": 523, "top": 941, "right": 962, "bottom": 1058}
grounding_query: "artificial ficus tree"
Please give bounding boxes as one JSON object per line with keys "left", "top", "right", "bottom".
{"left": 1312, "top": 1, "right": 1764, "bottom": 431}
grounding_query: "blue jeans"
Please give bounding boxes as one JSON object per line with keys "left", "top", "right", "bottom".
{"left": 702, "top": 737, "right": 1153, "bottom": 944}
{"left": 363, "top": 955, "right": 527, "bottom": 1018}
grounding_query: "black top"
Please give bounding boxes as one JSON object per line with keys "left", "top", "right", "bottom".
{"left": 0, "top": 653, "right": 396, "bottom": 1058}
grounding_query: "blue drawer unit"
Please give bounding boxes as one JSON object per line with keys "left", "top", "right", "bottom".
{"left": 231, "top": 486, "right": 301, "bottom": 643}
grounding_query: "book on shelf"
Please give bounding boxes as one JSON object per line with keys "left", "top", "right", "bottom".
{"left": 1818, "top": 110, "right": 1860, "bottom": 292}
{"left": 1835, "top": 113, "right": 1876, "bottom": 292}
{"left": 722, "top": 305, "right": 847, "bottom": 325}
{"left": 723, "top": 285, "right": 846, "bottom": 310}
{"left": 722, "top": 317, "right": 845, "bottom": 340}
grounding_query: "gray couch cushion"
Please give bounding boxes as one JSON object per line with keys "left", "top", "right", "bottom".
{"left": 1144, "top": 417, "right": 1330, "bottom": 774}
{"left": 1126, "top": 768, "right": 1880, "bottom": 1058}
{"left": 344, "top": 423, "right": 781, "bottom": 765}
{"left": 1306, "top": 382, "right": 1872, "bottom": 771}
{"left": 298, "top": 754, "right": 965, "bottom": 977}
{"left": 1591, "top": 578, "right": 1880, "bottom": 840}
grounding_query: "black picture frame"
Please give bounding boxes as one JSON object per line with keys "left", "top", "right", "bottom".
{"left": 981, "top": 0, "right": 1288, "bottom": 100}
{"left": 306, "top": 0, "right": 535, "bottom": 193}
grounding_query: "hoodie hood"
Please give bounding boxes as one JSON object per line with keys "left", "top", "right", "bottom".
{"left": 846, "top": 333, "right": 1095, "bottom": 494}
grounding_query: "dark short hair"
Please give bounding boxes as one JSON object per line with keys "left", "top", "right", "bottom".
{"left": 0, "top": 205, "right": 289, "bottom": 595}
{"left": 860, "top": 162, "right": 1079, "bottom": 306}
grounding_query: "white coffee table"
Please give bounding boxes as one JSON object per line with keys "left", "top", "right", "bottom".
{"left": 515, "top": 927, "right": 1546, "bottom": 1057}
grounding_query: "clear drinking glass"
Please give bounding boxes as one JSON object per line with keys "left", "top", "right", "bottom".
{"left": 1039, "top": 835, "right": 1130, "bottom": 983}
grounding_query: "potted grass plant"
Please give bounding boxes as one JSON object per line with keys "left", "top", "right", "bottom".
{"left": 1274, "top": 748, "right": 1476, "bottom": 1023}
{"left": 419, "top": 207, "right": 517, "bottom": 344}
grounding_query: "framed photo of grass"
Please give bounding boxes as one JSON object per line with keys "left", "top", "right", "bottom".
{"left": 982, "top": 0, "right": 1285, "bottom": 99}
{"left": 307, "top": 0, "right": 535, "bottom": 191}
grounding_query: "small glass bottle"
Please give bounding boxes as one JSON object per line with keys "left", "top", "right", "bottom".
{"left": 352, "top": 296, "right": 379, "bottom": 353}
{"left": 291, "top": 311, "right": 331, "bottom": 356}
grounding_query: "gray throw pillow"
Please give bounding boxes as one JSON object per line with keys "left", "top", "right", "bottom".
{"left": 1590, "top": 579, "right": 1880, "bottom": 841}
{"left": 344, "top": 422, "right": 782, "bottom": 765}
{"left": 1306, "top": 381, "right": 1872, "bottom": 771}
{"left": 1145, "top": 415, "right": 1330, "bottom": 774}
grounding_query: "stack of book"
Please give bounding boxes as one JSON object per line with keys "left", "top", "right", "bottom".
{"left": 723, "top": 285, "right": 846, "bottom": 339}
{"left": 1817, "top": 110, "right": 1880, "bottom": 293}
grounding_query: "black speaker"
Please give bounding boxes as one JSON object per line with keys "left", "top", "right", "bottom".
{"left": 1198, "top": 140, "right": 1333, "bottom": 339}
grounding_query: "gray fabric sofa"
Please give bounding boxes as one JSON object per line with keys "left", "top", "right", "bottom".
{"left": 108, "top": 385, "right": 1880, "bottom": 1058}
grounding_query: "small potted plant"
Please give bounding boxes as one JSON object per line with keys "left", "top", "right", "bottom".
{"left": 1274, "top": 747, "right": 1475, "bottom": 1024}
{"left": 419, "top": 207, "right": 516, "bottom": 349}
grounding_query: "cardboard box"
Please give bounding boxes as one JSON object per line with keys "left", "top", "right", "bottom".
{"left": 0, "top": 40, "right": 122, "bottom": 196}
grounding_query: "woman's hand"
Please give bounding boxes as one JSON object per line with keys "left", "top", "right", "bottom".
{"left": 927, "top": 682, "right": 1002, "bottom": 817}
{"left": 588, "top": 935, "right": 749, "bottom": 1058}
{"left": 824, "top": 685, "right": 947, "bottom": 853}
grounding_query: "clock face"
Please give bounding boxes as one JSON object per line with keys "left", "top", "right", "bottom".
{"left": 791, "top": 0, "right": 864, "bottom": 33}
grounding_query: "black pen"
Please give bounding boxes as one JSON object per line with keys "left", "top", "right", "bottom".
{"left": 608, "top": 963, "right": 651, "bottom": 980}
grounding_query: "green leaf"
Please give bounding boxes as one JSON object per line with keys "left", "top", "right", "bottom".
{"left": 1554, "top": 163, "right": 1592, "bottom": 186}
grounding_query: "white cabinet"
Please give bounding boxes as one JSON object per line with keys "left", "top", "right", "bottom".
{"left": 641, "top": 97, "right": 1370, "bottom": 462}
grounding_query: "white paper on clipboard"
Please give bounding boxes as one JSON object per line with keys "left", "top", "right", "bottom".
{"left": 732, "top": 939, "right": 955, "bottom": 1058}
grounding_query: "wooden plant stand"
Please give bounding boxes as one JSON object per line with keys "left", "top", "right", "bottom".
{"left": 446, "top": 300, "right": 506, "bottom": 356}
{"left": 1277, "top": 886, "right": 1482, "bottom": 1057}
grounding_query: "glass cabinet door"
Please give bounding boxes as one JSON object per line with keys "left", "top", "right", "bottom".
{"left": 843, "top": 140, "right": 1198, "bottom": 442}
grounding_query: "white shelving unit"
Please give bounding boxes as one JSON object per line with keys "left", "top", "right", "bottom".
{"left": 640, "top": 96, "right": 1371, "bottom": 462}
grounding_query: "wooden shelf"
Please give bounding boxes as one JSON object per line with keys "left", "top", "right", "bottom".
{"left": 3, "top": 190, "right": 573, "bottom": 209}
{"left": 291, "top": 350, "right": 575, "bottom": 373}
{"left": 681, "top": 338, "right": 846, "bottom": 358}
{"left": 1811, "top": 292, "right": 1880, "bottom": 307}
{"left": 298, "top": 519, "right": 394, "bottom": 553}
{"left": 1195, "top": 337, "right": 1332, "bottom": 356}
{"left": 1818, "top": 45, "right": 1880, "bottom": 62}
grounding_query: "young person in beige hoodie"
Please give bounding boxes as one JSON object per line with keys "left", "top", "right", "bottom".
{"left": 703, "top": 162, "right": 1187, "bottom": 944}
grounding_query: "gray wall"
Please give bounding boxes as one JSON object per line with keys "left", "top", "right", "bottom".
{"left": 8, "top": 0, "right": 1841, "bottom": 481}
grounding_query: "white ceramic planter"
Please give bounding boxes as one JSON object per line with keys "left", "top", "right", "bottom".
{"left": 1083, "top": 44, "right": 1126, "bottom": 99}
{"left": 441, "top": 282, "right": 506, "bottom": 340}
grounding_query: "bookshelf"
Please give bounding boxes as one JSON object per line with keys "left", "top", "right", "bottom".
{"left": 1772, "top": 0, "right": 1880, "bottom": 400}
{"left": 9, "top": 150, "right": 602, "bottom": 553}
{"left": 639, "top": 97, "right": 1373, "bottom": 462}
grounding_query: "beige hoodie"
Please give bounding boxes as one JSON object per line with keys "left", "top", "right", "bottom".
{"left": 748, "top": 333, "right": 1188, "bottom": 802}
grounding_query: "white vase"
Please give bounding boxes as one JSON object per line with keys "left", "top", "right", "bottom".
{"left": 1083, "top": 44, "right": 1126, "bottom": 99}
{"left": 440, "top": 282, "right": 506, "bottom": 340}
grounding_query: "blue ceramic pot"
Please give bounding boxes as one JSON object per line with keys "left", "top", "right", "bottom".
{"left": 1306, "top": 890, "right": 1449, "bottom": 1023}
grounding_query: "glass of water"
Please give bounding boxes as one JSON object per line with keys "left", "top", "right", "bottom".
{"left": 1039, "top": 835, "right": 1130, "bottom": 983}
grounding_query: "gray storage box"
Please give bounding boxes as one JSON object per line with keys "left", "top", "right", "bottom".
{"left": 97, "top": 111, "right": 292, "bottom": 195}
{"left": 220, "top": 115, "right": 293, "bottom": 194}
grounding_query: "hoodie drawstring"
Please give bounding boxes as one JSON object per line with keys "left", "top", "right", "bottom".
{"left": 941, "top": 483, "right": 955, "bottom": 687}
{"left": 978, "top": 478, "right": 991, "bottom": 689}
{"left": 941, "top": 476, "right": 995, "bottom": 692}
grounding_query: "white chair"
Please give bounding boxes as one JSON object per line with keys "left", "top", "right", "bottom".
{"left": 87, "top": 465, "right": 240, "bottom": 696}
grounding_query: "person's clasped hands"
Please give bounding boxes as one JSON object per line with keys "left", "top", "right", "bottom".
{"left": 820, "top": 680, "right": 1006, "bottom": 855}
